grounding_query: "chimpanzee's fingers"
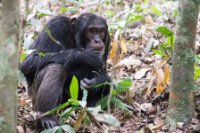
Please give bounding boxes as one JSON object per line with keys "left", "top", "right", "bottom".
{"left": 92, "top": 71, "right": 100, "bottom": 76}
{"left": 83, "top": 78, "right": 96, "bottom": 85}
{"left": 44, "top": 122, "right": 51, "bottom": 129}
{"left": 80, "top": 80, "right": 91, "bottom": 89}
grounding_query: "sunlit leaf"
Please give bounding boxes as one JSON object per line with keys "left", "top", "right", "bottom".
{"left": 105, "top": 10, "right": 115, "bottom": 18}
{"left": 152, "top": 49, "right": 167, "bottom": 57}
{"left": 120, "top": 38, "right": 127, "bottom": 54}
{"left": 164, "top": 64, "right": 170, "bottom": 85}
{"left": 109, "top": 40, "right": 118, "bottom": 60}
{"left": 156, "top": 26, "right": 174, "bottom": 37}
{"left": 156, "top": 69, "right": 165, "bottom": 95}
{"left": 59, "top": 7, "right": 78, "bottom": 13}
{"left": 70, "top": 76, "right": 79, "bottom": 100}
{"left": 20, "top": 49, "right": 26, "bottom": 62}
{"left": 151, "top": 6, "right": 161, "bottom": 16}
{"left": 194, "top": 66, "right": 200, "bottom": 80}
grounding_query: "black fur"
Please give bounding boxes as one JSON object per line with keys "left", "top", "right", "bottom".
{"left": 20, "top": 13, "right": 110, "bottom": 130}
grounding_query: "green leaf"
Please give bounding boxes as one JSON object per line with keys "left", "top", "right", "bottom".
{"left": 83, "top": 114, "right": 91, "bottom": 126}
{"left": 127, "top": 14, "right": 143, "bottom": 22}
{"left": 111, "top": 97, "right": 130, "bottom": 111}
{"left": 96, "top": 96, "right": 109, "bottom": 109}
{"left": 194, "top": 66, "right": 200, "bottom": 80}
{"left": 167, "top": 34, "right": 175, "bottom": 50}
{"left": 114, "top": 79, "right": 132, "bottom": 94}
{"left": 70, "top": 76, "right": 79, "bottom": 100}
{"left": 105, "top": 10, "right": 115, "bottom": 18}
{"left": 38, "top": 52, "right": 47, "bottom": 57}
{"left": 156, "top": 26, "right": 173, "bottom": 37}
{"left": 36, "top": 10, "right": 54, "bottom": 17}
{"left": 20, "top": 53, "right": 26, "bottom": 62}
{"left": 56, "top": 128, "right": 62, "bottom": 133}
{"left": 152, "top": 49, "right": 167, "bottom": 57}
{"left": 43, "top": 102, "right": 70, "bottom": 116}
{"left": 41, "top": 126, "right": 60, "bottom": 133}
{"left": 59, "top": 7, "right": 78, "bottom": 13}
{"left": 61, "top": 125, "right": 75, "bottom": 133}
{"left": 60, "top": 106, "right": 78, "bottom": 120}
{"left": 151, "top": 6, "right": 161, "bottom": 16}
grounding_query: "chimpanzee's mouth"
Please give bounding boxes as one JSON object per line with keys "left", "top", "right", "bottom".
{"left": 91, "top": 48, "right": 104, "bottom": 54}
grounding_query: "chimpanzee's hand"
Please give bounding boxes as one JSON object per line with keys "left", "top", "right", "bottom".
{"left": 80, "top": 73, "right": 110, "bottom": 90}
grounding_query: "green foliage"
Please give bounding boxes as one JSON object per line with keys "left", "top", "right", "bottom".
{"left": 41, "top": 125, "right": 75, "bottom": 133}
{"left": 59, "top": 7, "right": 78, "bottom": 13}
{"left": 70, "top": 76, "right": 79, "bottom": 100}
{"left": 156, "top": 26, "right": 174, "bottom": 37}
{"left": 97, "top": 79, "right": 132, "bottom": 110}
{"left": 194, "top": 55, "right": 200, "bottom": 80}
{"left": 151, "top": 6, "right": 161, "bottom": 16}
{"left": 153, "top": 26, "right": 174, "bottom": 58}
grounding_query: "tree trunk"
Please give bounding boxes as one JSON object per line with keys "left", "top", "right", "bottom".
{"left": 0, "top": 0, "right": 19, "bottom": 132}
{"left": 167, "top": 0, "right": 199, "bottom": 128}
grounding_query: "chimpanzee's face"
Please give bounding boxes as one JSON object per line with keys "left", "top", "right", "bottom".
{"left": 84, "top": 24, "right": 106, "bottom": 53}
{"left": 72, "top": 13, "right": 109, "bottom": 54}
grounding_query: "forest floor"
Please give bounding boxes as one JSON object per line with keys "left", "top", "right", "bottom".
{"left": 17, "top": 0, "right": 200, "bottom": 133}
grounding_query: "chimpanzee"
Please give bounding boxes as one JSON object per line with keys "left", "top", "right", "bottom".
{"left": 20, "top": 13, "right": 111, "bottom": 130}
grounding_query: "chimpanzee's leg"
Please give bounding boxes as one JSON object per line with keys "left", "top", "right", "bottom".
{"left": 31, "top": 64, "right": 67, "bottom": 129}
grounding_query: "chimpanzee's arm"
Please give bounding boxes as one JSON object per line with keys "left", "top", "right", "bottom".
{"left": 20, "top": 49, "right": 104, "bottom": 84}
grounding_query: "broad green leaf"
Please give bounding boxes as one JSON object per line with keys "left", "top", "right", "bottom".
{"left": 113, "top": 79, "right": 132, "bottom": 94}
{"left": 151, "top": 6, "right": 161, "bottom": 16}
{"left": 111, "top": 97, "right": 130, "bottom": 111}
{"left": 96, "top": 96, "right": 109, "bottom": 109}
{"left": 156, "top": 26, "right": 173, "bottom": 37}
{"left": 105, "top": 10, "right": 115, "bottom": 18}
{"left": 127, "top": 14, "right": 143, "bottom": 22}
{"left": 61, "top": 125, "right": 75, "bottom": 133}
{"left": 152, "top": 49, "right": 167, "bottom": 57}
{"left": 56, "top": 128, "right": 62, "bottom": 133}
{"left": 41, "top": 126, "right": 60, "bottom": 133}
{"left": 70, "top": 76, "right": 79, "bottom": 100}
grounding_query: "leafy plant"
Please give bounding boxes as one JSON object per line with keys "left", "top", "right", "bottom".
{"left": 41, "top": 77, "right": 132, "bottom": 133}
{"left": 153, "top": 26, "right": 174, "bottom": 58}
{"left": 97, "top": 79, "right": 132, "bottom": 110}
